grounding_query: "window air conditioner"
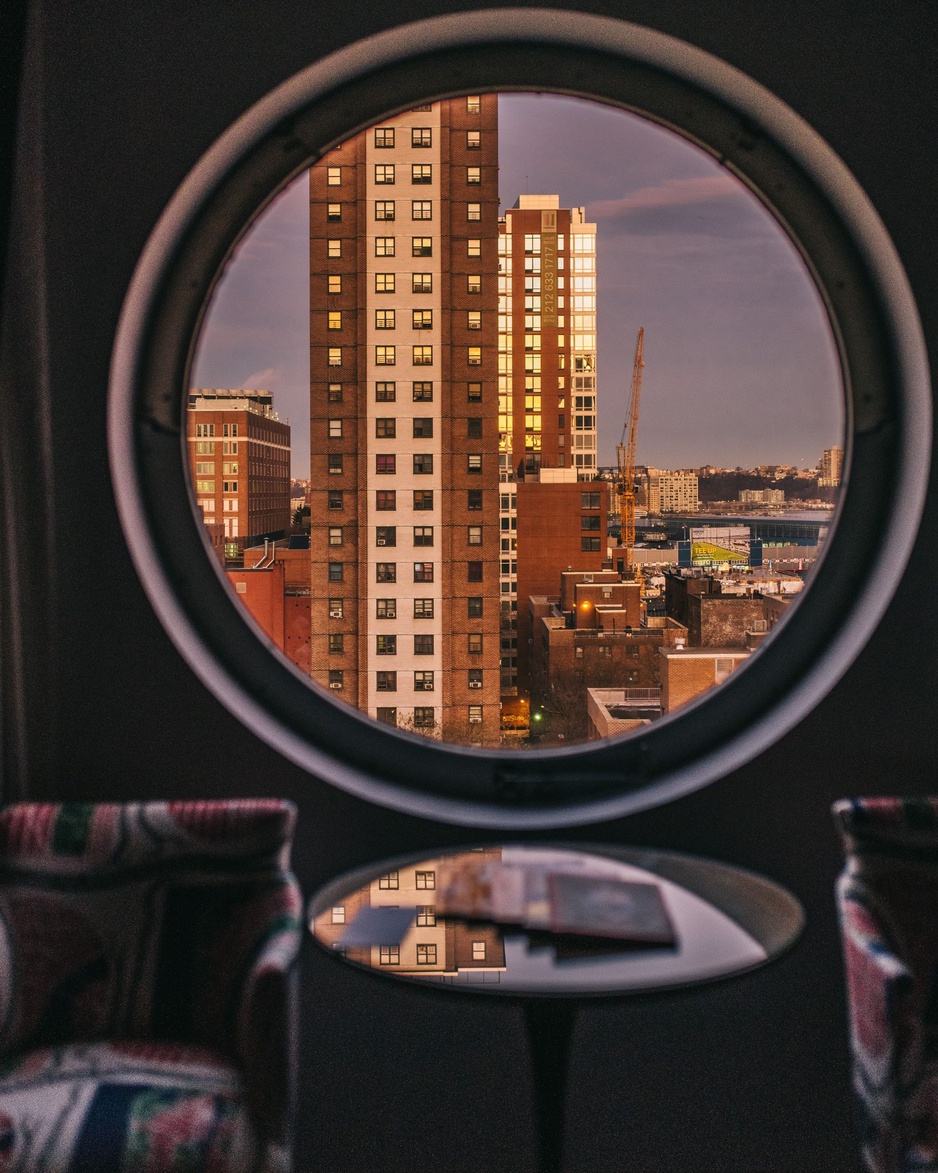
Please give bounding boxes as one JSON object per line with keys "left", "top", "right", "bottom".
{"left": 329, "top": 610, "right": 342, "bottom": 619}
{"left": 469, "top": 680, "right": 482, "bottom": 689}
{"left": 468, "top": 716, "right": 483, "bottom": 723}
{"left": 329, "top": 682, "right": 342, "bottom": 690}
{"left": 376, "top": 538, "right": 386, "bottom": 546}
{"left": 418, "top": 681, "right": 433, "bottom": 691}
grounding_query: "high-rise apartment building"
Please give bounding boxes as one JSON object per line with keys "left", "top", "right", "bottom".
{"left": 643, "top": 468, "right": 699, "bottom": 514}
{"left": 307, "top": 97, "right": 502, "bottom": 745}
{"left": 496, "top": 197, "right": 599, "bottom": 697}
{"left": 187, "top": 389, "right": 291, "bottom": 553}
{"left": 819, "top": 445, "right": 843, "bottom": 488}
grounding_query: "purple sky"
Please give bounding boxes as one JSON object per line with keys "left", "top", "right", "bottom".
{"left": 192, "top": 93, "right": 843, "bottom": 478}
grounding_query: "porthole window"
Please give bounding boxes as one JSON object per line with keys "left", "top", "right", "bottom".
{"left": 110, "top": 12, "right": 929, "bottom": 827}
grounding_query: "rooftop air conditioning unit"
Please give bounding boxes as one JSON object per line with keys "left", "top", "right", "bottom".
{"left": 469, "top": 680, "right": 482, "bottom": 689}
{"left": 329, "top": 682, "right": 342, "bottom": 690}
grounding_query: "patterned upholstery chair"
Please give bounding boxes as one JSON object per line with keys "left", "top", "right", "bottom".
{"left": 834, "top": 797, "right": 938, "bottom": 1173}
{"left": 0, "top": 800, "right": 302, "bottom": 1172}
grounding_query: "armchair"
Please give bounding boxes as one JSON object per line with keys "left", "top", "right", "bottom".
{"left": 834, "top": 797, "right": 938, "bottom": 1173}
{"left": 0, "top": 799, "right": 302, "bottom": 1171}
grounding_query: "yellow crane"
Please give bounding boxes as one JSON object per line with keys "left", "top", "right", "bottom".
{"left": 617, "top": 328, "right": 645, "bottom": 577}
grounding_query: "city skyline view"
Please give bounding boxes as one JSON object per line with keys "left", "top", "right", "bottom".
{"left": 191, "top": 93, "right": 844, "bottom": 477}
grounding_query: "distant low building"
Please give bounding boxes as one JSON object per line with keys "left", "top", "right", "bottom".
{"left": 739, "top": 488, "right": 785, "bottom": 504}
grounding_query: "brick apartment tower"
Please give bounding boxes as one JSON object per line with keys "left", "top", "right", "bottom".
{"left": 496, "top": 197, "right": 599, "bottom": 698}
{"left": 308, "top": 97, "right": 501, "bottom": 746}
{"left": 188, "top": 389, "right": 291, "bottom": 554}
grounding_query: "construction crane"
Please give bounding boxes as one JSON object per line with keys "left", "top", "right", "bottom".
{"left": 617, "top": 328, "right": 645, "bottom": 578}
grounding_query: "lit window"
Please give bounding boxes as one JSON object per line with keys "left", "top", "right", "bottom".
{"left": 467, "top": 454, "right": 482, "bottom": 474}
{"left": 375, "top": 164, "right": 395, "bottom": 184}
{"left": 467, "top": 526, "right": 482, "bottom": 546}
{"left": 412, "top": 237, "right": 432, "bottom": 256}
{"left": 331, "top": 906, "right": 345, "bottom": 924}
{"left": 375, "top": 345, "right": 396, "bottom": 366}
{"left": 327, "top": 239, "right": 341, "bottom": 258}
{"left": 412, "top": 273, "right": 432, "bottom": 293}
{"left": 328, "top": 347, "right": 342, "bottom": 366}
{"left": 376, "top": 454, "right": 396, "bottom": 475}
{"left": 328, "top": 527, "right": 343, "bottom": 547}
{"left": 415, "top": 871, "right": 436, "bottom": 890}
{"left": 412, "top": 200, "right": 432, "bottom": 221}
{"left": 375, "top": 201, "right": 395, "bottom": 221}
{"left": 413, "top": 526, "right": 433, "bottom": 547}
{"left": 413, "top": 562, "right": 434, "bottom": 583}
{"left": 376, "top": 635, "right": 397, "bottom": 656}
{"left": 328, "top": 418, "right": 342, "bottom": 438}
{"left": 416, "top": 944, "right": 437, "bottom": 965}
{"left": 468, "top": 633, "right": 483, "bottom": 654}
{"left": 376, "top": 670, "right": 397, "bottom": 691}
{"left": 467, "top": 202, "right": 481, "bottom": 221}
{"left": 467, "top": 311, "right": 481, "bottom": 330}
{"left": 412, "top": 418, "right": 433, "bottom": 439}
{"left": 414, "top": 634, "right": 434, "bottom": 656}
{"left": 467, "top": 239, "right": 481, "bottom": 257}
{"left": 375, "top": 236, "right": 395, "bottom": 257}
{"left": 466, "top": 131, "right": 481, "bottom": 149}
{"left": 413, "top": 454, "right": 433, "bottom": 475}
{"left": 379, "top": 945, "right": 400, "bottom": 965}
{"left": 467, "top": 382, "right": 482, "bottom": 401}
{"left": 376, "top": 381, "right": 396, "bottom": 402}
{"left": 327, "top": 203, "right": 341, "bottom": 221}
{"left": 378, "top": 872, "right": 399, "bottom": 890}
{"left": 413, "top": 707, "right": 435, "bottom": 727}
{"left": 471, "top": 941, "right": 486, "bottom": 960}
{"left": 412, "top": 309, "right": 433, "bottom": 330}
{"left": 375, "top": 272, "right": 395, "bottom": 293}
{"left": 411, "top": 164, "right": 431, "bottom": 184}
{"left": 375, "top": 309, "right": 395, "bottom": 330}
{"left": 328, "top": 382, "right": 342, "bottom": 402}
{"left": 376, "top": 563, "right": 396, "bottom": 583}
{"left": 413, "top": 345, "right": 433, "bottom": 366}
{"left": 374, "top": 128, "right": 394, "bottom": 148}
{"left": 417, "top": 906, "right": 436, "bottom": 926}
{"left": 467, "top": 347, "right": 482, "bottom": 366}
{"left": 411, "top": 127, "right": 432, "bottom": 148}
{"left": 466, "top": 96, "right": 481, "bottom": 114}
{"left": 467, "top": 274, "right": 481, "bottom": 293}
{"left": 412, "top": 382, "right": 433, "bottom": 401}
{"left": 328, "top": 274, "right": 341, "bottom": 294}
{"left": 467, "top": 166, "right": 481, "bottom": 184}
{"left": 327, "top": 166, "right": 341, "bottom": 186}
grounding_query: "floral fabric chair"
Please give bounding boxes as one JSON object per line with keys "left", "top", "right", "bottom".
{"left": 0, "top": 800, "right": 302, "bottom": 1172}
{"left": 834, "top": 797, "right": 938, "bottom": 1173}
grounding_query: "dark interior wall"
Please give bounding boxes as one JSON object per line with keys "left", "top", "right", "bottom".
{"left": 2, "top": 2, "right": 936, "bottom": 1169}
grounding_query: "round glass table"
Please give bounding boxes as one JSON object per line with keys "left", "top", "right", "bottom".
{"left": 308, "top": 844, "right": 804, "bottom": 1170}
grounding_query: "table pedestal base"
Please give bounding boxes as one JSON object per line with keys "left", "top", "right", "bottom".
{"left": 521, "top": 998, "right": 579, "bottom": 1173}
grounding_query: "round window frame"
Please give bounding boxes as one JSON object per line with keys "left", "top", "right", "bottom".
{"left": 109, "top": 10, "right": 930, "bottom": 829}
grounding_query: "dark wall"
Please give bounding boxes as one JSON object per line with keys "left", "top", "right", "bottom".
{"left": 3, "top": 3, "right": 937, "bottom": 1170}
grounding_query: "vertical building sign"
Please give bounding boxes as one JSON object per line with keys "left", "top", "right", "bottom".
{"left": 541, "top": 209, "right": 557, "bottom": 327}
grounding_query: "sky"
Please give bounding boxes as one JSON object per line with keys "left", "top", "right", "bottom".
{"left": 191, "top": 93, "right": 844, "bottom": 478}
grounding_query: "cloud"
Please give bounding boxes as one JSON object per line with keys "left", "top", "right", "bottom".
{"left": 243, "top": 366, "right": 279, "bottom": 388}
{"left": 589, "top": 173, "right": 741, "bottom": 218}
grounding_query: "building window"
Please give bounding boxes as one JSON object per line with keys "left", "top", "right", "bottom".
{"left": 375, "top": 236, "right": 395, "bottom": 257}
{"left": 376, "top": 598, "right": 396, "bottom": 619}
{"left": 327, "top": 310, "right": 341, "bottom": 330}
{"left": 413, "top": 526, "right": 434, "bottom": 547}
{"left": 413, "top": 706, "right": 435, "bottom": 727}
{"left": 467, "top": 454, "right": 482, "bottom": 473}
{"left": 375, "top": 163, "right": 395, "bottom": 184}
{"left": 467, "top": 382, "right": 482, "bottom": 402}
{"left": 376, "top": 381, "right": 396, "bottom": 402}
{"left": 581, "top": 491, "right": 601, "bottom": 509}
{"left": 467, "top": 202, "right": 481, "bottom": 221}
{"left": 467, "top": 274, "right": 481, "bottom": 294}
{"left": 328, "top": 562, "right": 343, "bottom": 582}
{"left": 328, "top": 348, "right": 342, "bottom": 367}
{"left": 327, "top": 382, "right": 342, "bottom": 402}
{"left": 328, "top": 454, "right": 343, "bottom": 474}
{"left": 374, "top": 127, "right": 394, "bottom": 148}
{"left": 413, "top": 346, "right": 433, "bottom": 366}
{"left": 468, "top": 668, "right": 483, "bottom": 687}
{"left": 376, "top": 563, "right": 396, "bottom": 583}
{"left": 376, "top": 707, "right": 397, "bottom": 727}
{"left": 468, "top": 633, "right": 483, "bottom": 654}
{"left": 467, "top": 418, "right": 483, "bottom": 439}
{"left": 581, "top": 515, "right": 601, "bottom": 530}
{"left": 415, "top": 943, "right": 437, "bottom": 966}
{"left": 328, "top": 274, "right": 341, "bottom": 294}
{"left": 412, "top": 382, "right": 433, "bottom": 402}
{"left": 413, "top": 490, "right": 433, "bottom": 511}
{"left": 331, "top": 906, "right": 345, "bottom": 924}
{"left": 328, "top": 598, "right": 344, "bottom": 619}
{"left": 375, "top": 309, "right": 396, "bottom": 329}
{"left": 581, "top": 537, "right": 601, "bottom": 552}
{"left": 328, "top": 490, "right": 343, "bottom": 510}
{"left": 376, "top": 454, "right": 396, "bottom": 475}
{"left": 327, "top": 203, "right": 341, "bottom": 221}
{"left": 375, "top": 417, "right": 396, "bottom": 438}
{"left": 468, "top": 705, "right": 484, "bottom": 725}
{"left": 375, "top": 201, "right": 396, "bottom": 221}
{"left": 376, "top": 635, "right": 397, "bottom": 656}
{"left": 467, "top": 347, "right": 482, "bottom": 366}
{"left": 466, "top": 166, "right": 481, "bottom": 184}
{"left": 379, "top": 945, "right": 400, "bottom": 966}
{"left": 414, "top": 634, "right": 434, "bottom": 656}
{"left": 467, "top": 239, "right": 481, "bottom": 257}
{"left": 467, "top": 489, "right": 483, "bottom": 510}
{"left": 468, "top": 561, "right": 483, "bottom": 582}
{"left": 412, "top": 418, "right": 433, "bottom": 439}
{"left": 415, "top": 871, "right": 436, "bottom": 890}
{"left": 471, "top": 940, "right": 486, "bottom": 960}
{"left": 375, "top": 345, "right": 396, "bottom": 366}
{"left": 413, "top": 454, "right": 433, "bottom": 474}
{"left": 328, "top": 418, "right": 343, "bottom": 438}
{"left": 412, "top": 309, "right": 432, "bottom": 330}
{"left": 413, "top": 599, "right": 434, "bottom": 619}
{"left": 327, "top": 239, "right": 341, "bottom": 258}
{"left": 468, "top": 597, "right": 483, "bottom": 618}
{"left": 376, "top": 490, "right": 396, "bottom": 511}
{"left": 411, "top": 163, "right": 431, "bottom": 184}
{"left": 466, "top": 95, "right": 481, "bottom": 113}
{"left": 466, "top": 131, "right": 481, "bottom": 149}
{"left": 328, "top": 527, "right": 343, "bottom": 547}
{"left": 413, "top": 562, "right": 434, "bottom": 583}
{"left": 376, "top": 526, "right": 396, "bottom": 547}
{"left": 375, "top": 272, "right": 395, "bottom": 293}
{"left": 414, "top": 671, "right": 434, "bottom": 692}
{"left": 328, "top": 669, "right": 344, "bottom": 689}
{"left": 467, "top": 311, "right": 481, "bottom": 330}
{"left": 412, "top": 273, "right": 432, "bottom": 294}
{"left": 412, "top": 200, "right": 432, "bottom": 221}
{"left": 376, "top": 670, "right": 397, "bottom": 691}
{"left": 417, "top": 906, "right": 436, "bottom": 926}
{"left": 326, "top": 166, "right": 341, "bottom": 186}
{"left": 411, "top": 127, "right": 432, "bottom": 148}
{"left": 412, "top": 237, "right": 432, "bottom": 257}
{"left": 328, "top": 633, "right": 344, "bottom": 654}
{"left": 467, "top": 526, "right": 483, "bottom": 546}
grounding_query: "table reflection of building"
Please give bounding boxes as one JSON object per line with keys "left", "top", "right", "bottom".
{"left": 313, "top": 847, "right": 507, "bottom": 983}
